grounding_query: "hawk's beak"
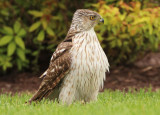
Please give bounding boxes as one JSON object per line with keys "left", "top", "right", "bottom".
{"left": 99, "top": 18, "right": 104, "bottom": 23}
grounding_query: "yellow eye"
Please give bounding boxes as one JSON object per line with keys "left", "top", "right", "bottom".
{"left": 90, "top": 16, "right": 95, "bottom": 20}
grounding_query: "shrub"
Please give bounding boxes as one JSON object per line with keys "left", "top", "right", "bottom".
{"left": 94, "top": 1, "right": 160, "bottom": 64}
{"left": 0, "top": 0, "right": 160, "bottom": 72}
{"left": 0, "top": 21, "right": 28, "bottom": 71}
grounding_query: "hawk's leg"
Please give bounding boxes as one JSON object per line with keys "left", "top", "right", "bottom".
{"left": 84, "top": 90, "right": 99, "bottom": 103}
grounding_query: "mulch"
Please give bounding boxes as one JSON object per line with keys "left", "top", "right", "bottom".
{"left": 0, "top": 52, "right": 160, "bottom": 94}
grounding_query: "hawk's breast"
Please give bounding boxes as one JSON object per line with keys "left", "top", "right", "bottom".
{"left": 68, "top": 28, "right": 109, "bottom": 95}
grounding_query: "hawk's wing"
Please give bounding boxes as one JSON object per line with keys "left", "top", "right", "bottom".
{"left": 29, "top": 39, "right": 72, "bottom": 103}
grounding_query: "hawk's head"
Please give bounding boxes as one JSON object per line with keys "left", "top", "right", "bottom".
{"left": 71, "top": 9, "right": 104, "bottom": 31}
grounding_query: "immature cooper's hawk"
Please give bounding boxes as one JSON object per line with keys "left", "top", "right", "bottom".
{"left": 28, "top": 9, "right": 109, "bottom": 105}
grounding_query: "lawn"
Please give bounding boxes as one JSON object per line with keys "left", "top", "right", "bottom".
{"left": 0, "top": 89, "right": 160, "bottom": 115}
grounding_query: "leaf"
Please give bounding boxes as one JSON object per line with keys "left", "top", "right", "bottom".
{"left": 134, "top": 1, "right": 141, "bottom": 12}
{"left": 14, "top": 21, "right": 21, "bottom": 33}
{"left": 59, "top": 3, "right": 66, "bottom": 9}
{"left": 3, "top": 61, "right": 12, "bottom": 71}
{"left": 16, "top": 48, "right": 26, "bottom": 61}
{"left": 16, "top": 59, "right": 22, "bottom": 70}
{"left": 7, "top": 42, "right": 16, "bottom": 56}
{"left": 29, "top": 21, "right": 41, "bottom": 32}
{"left": 52, "top": 16, "right": 62, "bottom": 20}
{"left": 117, "top": 39, "right": 122, "bottom": 47}
{"left": 46, "top": 27, "right": 55, "bottom": 36}
{"left": 107, "top": 36, "right": 115, "bottom": 41}
{"left": 132, "top": 17, "right": 149, "bottom": 25}
{"left": 97, "top": 33, "right": 103, "bottom": 42}
{"left": 15, "top": 36, "right": 25, "bottom": 49}
{"left": 148, "top": 24, "right": 153, "bottom": 35}
{"left": 0, "top": 28, "right": 7, "bottom": 34}
{"left": 0, "top": 36, "right": 13, "bottom": 46}
{"left": 17, "top": 29, "right": 26, "bottom": 37}
{"left": 28, "top": 10, "right": 43, "bottom": 17}
{"left": 42, "top": 20, "right": 47, "bottom": 30}
{"left": 37, "top": 30, "right": 45, "bottom": 41}
{"left": 119, "top": 13, "right": 126, "bottom": 21}
{"left": 3, "top": 26, "right": 13, "bottom": 35}
{"left": 0, "top": 56, "right": 12, "bottom": 71}
{"left": 32, "top": 51, "right": 39, "bottom": 56}
{"left": 110, "top": 40, "right": 116, "bottom": 48}
{"left": 1, "top": 9, "right": 9, "bottom": 16}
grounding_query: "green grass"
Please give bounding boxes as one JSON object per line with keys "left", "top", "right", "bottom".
{"left": 0, "top": 89, "right": 160, "bottom": 115}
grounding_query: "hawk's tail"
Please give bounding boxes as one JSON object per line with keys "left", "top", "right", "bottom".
{"left": 28, "top": 89, "right": 52, "bottom": 104}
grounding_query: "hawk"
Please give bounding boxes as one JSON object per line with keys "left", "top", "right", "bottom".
{"left": 28, "top": 9, "right": 109, "bottom": 105}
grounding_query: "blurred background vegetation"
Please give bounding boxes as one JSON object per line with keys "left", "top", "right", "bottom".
{"left": 0, "top": 0, "right": 160, "bottom": 73}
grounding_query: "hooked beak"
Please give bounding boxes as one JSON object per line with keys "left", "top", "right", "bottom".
{"left": 99, "top": 18, "right": 104, "bottom": 23}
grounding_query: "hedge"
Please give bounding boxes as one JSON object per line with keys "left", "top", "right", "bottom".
{"left": 0, "top": 0, "right": 160, "bottom": 72}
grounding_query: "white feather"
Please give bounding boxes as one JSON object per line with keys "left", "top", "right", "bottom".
{"left": 59, "top": 28, "right": 109, "bottom": 104}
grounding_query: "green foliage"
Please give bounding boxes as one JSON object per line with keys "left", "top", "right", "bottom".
{"left": 0, "top": 0, "right": 160, "bottom": 72}
{"left": 0, "top": 19, "right": 28, "bottom": 71}
{"left": 94, "top": 0, "right": 160, "bottom": 64}
{"left": 0, "top": 90, "right": 160, "bottom": 115}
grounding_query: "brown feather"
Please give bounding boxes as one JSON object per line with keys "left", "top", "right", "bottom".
{"left": 28, "top": 37, "right": 72, "bottom": 103}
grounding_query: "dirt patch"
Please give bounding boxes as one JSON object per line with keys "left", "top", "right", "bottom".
{"left": 0, "top": 73, "right": 41, "bottom": 93}
{"left": 104, "top": 66, "right": 160, "bottom": 92}
{"left": 0, "top": 52, "right": 160, "bottom": 94}
{"left": 104, "top": 52, "right": 160, "bottom": 91}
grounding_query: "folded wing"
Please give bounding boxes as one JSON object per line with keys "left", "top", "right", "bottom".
{"left": 29, "top": 40, "right": 72, "bottom": 103}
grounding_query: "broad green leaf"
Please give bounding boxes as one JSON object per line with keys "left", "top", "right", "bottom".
{"left": 0, "top": 28, "right": 8, "bottom": 34}
{"left": 0, "top": 36, "right": 13, "bottom": 46}
{"left": 16, "top": 48, "right": 26, "bottom": 61}
{"left": 14, "top": 21, "right": 21, "bottom": 33}
{"left": 29, "top": 21, "right": 41, "bottom": 32}
{"left": 37, "top": 30, "right": 45, "bottom": 41}
{"left": 17, "top": 29, "right": 26, "bottom": 37}
{"left": 42, "top": 20, "right": 47, "bottom": 30}
{"left": 46, "top": 27, "right": 55, "bottom": 36}
{"left": 7, "top": 42, "right": 16, "bottom": 56}
{"left": 28, "top": 10, "right": 43, "bottom": 17}
{"left": 3, "top": 26, "right": 13, "bottom": 35}
{"left": 15, "top": 36, "right": 25, "bottom": 49}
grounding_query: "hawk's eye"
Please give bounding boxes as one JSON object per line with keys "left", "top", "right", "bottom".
{"left": 90, "top": 16, "right": 96, "bottom": 20}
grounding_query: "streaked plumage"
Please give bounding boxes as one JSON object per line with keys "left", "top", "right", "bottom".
{"left": 28, "top": 9, "right": 109, "bottom": 105}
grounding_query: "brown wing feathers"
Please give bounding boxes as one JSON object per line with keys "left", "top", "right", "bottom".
{"left": 28, "top": 40, "right": 72, "bottom": 103}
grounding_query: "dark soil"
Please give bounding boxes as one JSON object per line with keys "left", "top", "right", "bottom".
{"left": 0, "top": 72, "right": 41, "bottom": 93}
{"left": 0, "top": 52, "right": 160, "bottom": 94}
